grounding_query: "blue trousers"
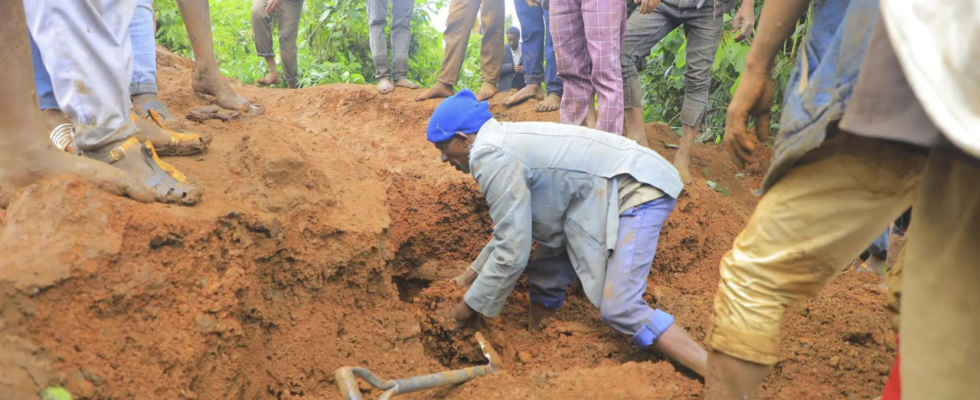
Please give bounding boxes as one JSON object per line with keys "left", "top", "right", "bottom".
{"left": 529, "top": 196, "right": 677, "bottom": 348}
{"left": 514, "top": 0, "right": 563, "bottom": 96}
{"left": 30, "top": 0, "right": 156, "bottom": 111}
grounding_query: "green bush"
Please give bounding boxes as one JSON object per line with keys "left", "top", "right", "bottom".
{"left": 154, "top": 0, "right": 448, "bottom": 87}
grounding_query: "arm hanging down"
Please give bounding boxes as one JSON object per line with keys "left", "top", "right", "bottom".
{"left": 461, "top": 147, "right": 534, "bottom": 318}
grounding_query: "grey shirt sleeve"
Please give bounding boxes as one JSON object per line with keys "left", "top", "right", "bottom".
{"left": 463, "top": 147, "right": 533, "bottom": 317}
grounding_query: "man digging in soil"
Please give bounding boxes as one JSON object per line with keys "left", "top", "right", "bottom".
{"left": 427, "top": 90, "right": 709, "bottom": 377}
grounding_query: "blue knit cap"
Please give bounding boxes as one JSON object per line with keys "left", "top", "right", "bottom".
{"left": 426, "top": 89, "right": 492, "bottom": 143}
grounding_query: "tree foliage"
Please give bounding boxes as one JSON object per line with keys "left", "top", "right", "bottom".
{"left": 638, "top": 0, "right": 812, "bottom": 142}
{"left": 154, "top": 0, "right": 448, "bottom": 87}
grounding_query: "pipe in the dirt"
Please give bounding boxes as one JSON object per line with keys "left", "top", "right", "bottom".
{"left": 335, "top": 332, "right": 502, "bottom": 400}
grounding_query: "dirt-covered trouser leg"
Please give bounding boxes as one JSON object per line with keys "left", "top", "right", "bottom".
{"left": 708, "top": 132, "right": 925, "bottom": 365}
{"left": 901, "top": 153, "right": 980, "bottom": 400}
{"left": 527, "top": 247, "right": 578, "bottom": 310}
{"left": 600, "top": 196, "right": 676, "bottom": 348}
{"left": 24, "top": 0, "right": 139, "bottom": 152}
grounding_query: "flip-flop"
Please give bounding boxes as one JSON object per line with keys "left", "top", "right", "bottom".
{"left": 91, "top": 137, "right": 202, "bottom": 205}
{"left": 133, "top": 98, "right": 175, "bottom": 120}
{"left": 139, "top": 110, "right": 212, "bottom": 156}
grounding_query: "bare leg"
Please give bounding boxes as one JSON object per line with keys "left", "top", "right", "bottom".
{"left": 674, "top": 123, "right": 698, "bottom": 184}
{"left": 585, "top": 102, "right": 598, "bottom": 129}
{"left": 624, "top": 106, "right": 650, "bottom": 148}
{"left": 257, "top": 56, "right": 281, "bottom": 86}
{"left": 176, "top": 0, "right": 251, "bottom": 111}
{"left": 415, "top": 82, "right": 455, "bottom": 101}
{"left": 377, "top": 77, "right": 395, "bottom": 94}
{"left": 528, "top": 302, "right": 558, "bottom": 332}
{"left": 652, "top": 324, "right": 708, "bottom": 377}
{"left": 503, "top": 84, "right": 545, "bottom": 107}
{"left": 536, "top": 93, "right": 561, "bottom": 113}
{"left": 704, "top": 351, "right": 769, "bottom": 400}
{"left": 0, "top": 1, "right": 153, "bottom": 206}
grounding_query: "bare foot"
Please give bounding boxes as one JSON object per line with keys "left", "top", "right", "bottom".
{"left": 81, "top": 136, "right": 203, "bottom": 205}
{"left": 287, "top": 81, "right": 297, "bottom": 89}
{"left": 415, "top": 82, "right": 455, "bottom": 102}
{"left": 0, "top": 134, "right": 154, "bottom": 207}
{"left": 673, "top": 158, "right": 693, "bottom": 184}
{"left": 131, "top": 93, "right": 176, "bottom": 119}
{"left": 503, "top": 84, "right": 544, "bottom": 107}
{"left": 257, "top": 71, "right": 281, "bottom": 87}
{"left": 536, "top": 93, "right": 561, "bottom": 113}
{"left": 394, "top": 77, "right": 420, "bottom": 90}
{"left": 191, "top": 68, "right": 251, "bottom": 111}
{"left": 477, "top": 82, "right": 497, "bottom": 101}
{"left": 377, "top": 77, "right": 395, "bottom": 94}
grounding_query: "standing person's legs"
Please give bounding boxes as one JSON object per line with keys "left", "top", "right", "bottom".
{"left": 251, "top": 0, "right": 281, "bottom": 86}
{"left": 278, "top": 0, "right": 304, "bottom": 89}
{"left": 537, "top": 8, "right": 563, "bottom": 112}
{"left": 24, "top": 0, "right": 199, "bottom": 205}
{"left": 503, "top": 0, "right": 546, "bottom": 107}
{"left": 415, "top": 0, "right": 481, "bottom": 101}
{"left": 476, "top": 0, "right": 504, "bottom": 100}
{"left": 704, "top": 133, "right": 924, "bottom": 400}
{"left": 177, "top": 0, "right": 252, "bottom": 111}
{"left": 390, "top": 0, "right": 419, "bottom": 89}
{"left": 599, "top": 196, "right": 707, "bottom": 376}
{"left": 526, "top": 247, "right": 578, "bottom": 331}
{"left": 620, "top": 6, "right": 679, "bottom": 147}
{"left": 550, "top": 0, "right": 592, "bottom": 127}
{"left": 580, "top": 0, "right": 626, "bottom": 134}
{"left": 367, "top": 0, "right": 395, "bottom": 93}
{"left": 673, "top": 10, "right": 722, "bottom": 183}
{"left": 130, "top": 0, "right": 174, "bottom": 118}
{"left": 901, "top": 154, "right": 980, "bottom": 400}
{"left": 0, "top": 0, "right": 152, "bottom": 208}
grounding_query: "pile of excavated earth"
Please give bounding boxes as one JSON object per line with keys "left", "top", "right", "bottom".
{"left": 0, "top": 48, "right": 896, "bottom": 400}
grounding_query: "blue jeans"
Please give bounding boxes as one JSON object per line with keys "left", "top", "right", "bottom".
{"left": 30, "top": 33, "right": 58, "bottom": 110}
{"left": 529, "top": 196, "right": 677, "bottom": 348}
{"left": 514, "top": 0, "right": 563, "bottom": 96}
{"left": 129, "top": 0, "right": 157, "bottom": 95}
{"left": 30, "top": 0, "right": 156, "bottom": 111}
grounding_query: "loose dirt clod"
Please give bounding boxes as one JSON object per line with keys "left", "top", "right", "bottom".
{"left": 0, "top": 48, "right": 895, "bottom": 400}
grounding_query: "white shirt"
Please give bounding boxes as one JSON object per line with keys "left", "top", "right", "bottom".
{"left": 510, "top": 44, "right": 522, "bottom": 69}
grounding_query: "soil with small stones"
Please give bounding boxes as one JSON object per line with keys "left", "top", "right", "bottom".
{"left": 0, "top": 48, "right": 894, "bottom": 400}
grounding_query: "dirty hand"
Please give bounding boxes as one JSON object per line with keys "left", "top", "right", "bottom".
{"left": 515, "top": 65, "right": 525, "bottom": 74}
{"left": 452, "top": 269, "right": 478, "bottom": 287}
{"left": 732, "top": 3, "right": 756, "bottom": 42}
{"left": 724, "top": 69, "right": 774, "bottom": 169}
{"left": 635, "top": 0, "right": 661, "bottom": 14}
{"left": 525, "top": 0, "right": 542, "bottom": 7}
{"left": 453, "top": 299, "right": 476, "bottom": 327}
{"left": 265, "top": 0, "right": 283, "bottom": 15}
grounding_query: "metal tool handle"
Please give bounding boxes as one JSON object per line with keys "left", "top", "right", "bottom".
{"left": 336, "top": 332, "right": 502, "bottom": 400}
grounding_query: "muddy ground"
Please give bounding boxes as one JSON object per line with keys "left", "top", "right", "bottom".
{"left": 0, "top": 48, "right": 895, "bottom": 400}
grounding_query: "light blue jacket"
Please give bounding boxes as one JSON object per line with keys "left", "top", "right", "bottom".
{"left": 464, "top": 119, "right": 683, "bottom": 317}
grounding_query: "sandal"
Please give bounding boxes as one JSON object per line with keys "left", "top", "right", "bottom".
{"left": 133, "top": 110, "right": 212, "bottom": 157}
{"left": 89, "top": 137, "right": 202, "bottom": 205}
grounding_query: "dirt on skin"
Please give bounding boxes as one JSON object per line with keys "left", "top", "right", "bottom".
{"left": 0, "top": 47, "right": 893, "bottom": 400}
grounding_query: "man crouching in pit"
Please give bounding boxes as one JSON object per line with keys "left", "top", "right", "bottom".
{"left": 427, "top": 89, "right": 708, "bottom": 376}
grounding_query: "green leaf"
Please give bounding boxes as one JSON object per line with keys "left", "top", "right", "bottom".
{"left": 40, "top": 387, "right": 73, "bottom": 400}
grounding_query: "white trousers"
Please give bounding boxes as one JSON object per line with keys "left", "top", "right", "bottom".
{"left": 24, "top": 0, "right": 138, "bottom": 151}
